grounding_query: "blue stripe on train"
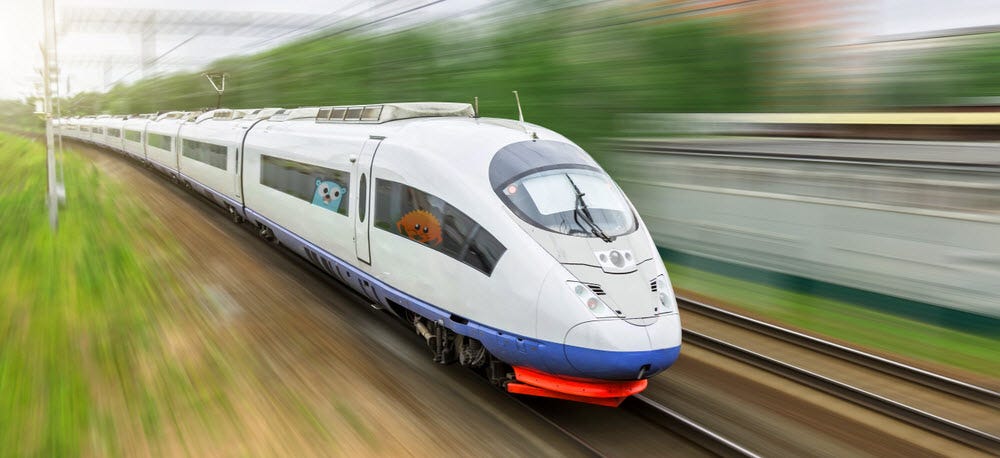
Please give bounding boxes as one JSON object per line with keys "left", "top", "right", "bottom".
{"left": 244, "top": 208, "right": 680, "bottom": 380}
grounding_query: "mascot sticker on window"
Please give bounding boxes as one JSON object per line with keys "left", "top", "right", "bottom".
{"left": 397, "top": 210, "right": 443, "bottom": 246}
{"left": 313, "top": 179, "right": 346, "bottom": 212}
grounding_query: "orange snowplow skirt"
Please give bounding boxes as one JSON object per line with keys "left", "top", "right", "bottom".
{"left": 506, "top": 366, "right": 648, "bottom": 407}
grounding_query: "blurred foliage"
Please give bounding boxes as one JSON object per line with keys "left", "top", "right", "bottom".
{"left": 68, "top": 4, "right": 772, "bottom": 148}
{"left": 0, "top": 99, "right": 42, "bottom": 131}
{"left": 876, "top": 33, "right": 1000, "bottom": 107}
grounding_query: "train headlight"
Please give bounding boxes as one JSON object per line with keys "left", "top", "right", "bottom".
{"left": 655, "top": 276, "right": 676, "bottom": 314}
{"left": 569, "top": 282, "right": 618, "bottom": 318}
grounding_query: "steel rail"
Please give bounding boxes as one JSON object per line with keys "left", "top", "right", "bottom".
{"left": 623, "top": 395, "right": 762, "bottom": 458}
{"left": 506, "top": 396, "right": 608, "bottom": 458}
{"left": 511, "top": 392, "right": 760, "bottom": 458}
{"left": 678, "top": 297, "right": 1000, "bottom": 407}
{"left": 682, "top": 329, "right": 1000, "bottom": 453}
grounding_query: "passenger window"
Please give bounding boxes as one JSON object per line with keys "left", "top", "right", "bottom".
{"left": 374, "top": 179, "right": 506, "bottom": 275}
{"left": 182, "top": 139, "right": 228, "bottom": 170}
{"left": 147, "top": 133, "right": 173, "bottom": 151}
{"left": 260, "top": 155, "right": 349, "bottom": 216}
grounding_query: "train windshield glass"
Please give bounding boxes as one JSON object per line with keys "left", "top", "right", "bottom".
{"left": 500, "top": 168, "right": 635, "bottom": 238}
{"left": 489, "top": 140, "right": 636, "bottom": 239}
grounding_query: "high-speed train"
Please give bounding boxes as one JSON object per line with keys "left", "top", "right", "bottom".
{"left": 57, "top": 102, "right": 682, "bottom": 407}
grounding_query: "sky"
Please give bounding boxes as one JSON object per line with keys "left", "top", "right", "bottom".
{"left": 3, "top": 0, "right": 1000, "bottom": 100}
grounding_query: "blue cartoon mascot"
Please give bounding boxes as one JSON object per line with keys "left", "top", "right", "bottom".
{"left": 312, "top": 179, "right": 346, "bottom": 212}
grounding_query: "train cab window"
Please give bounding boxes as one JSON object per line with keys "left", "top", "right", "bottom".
{"left": 260, "top": 155, "right": 350, "bottom": 216}
{"left": 147, "top": 133, "right": 173, "bottom": 151}
{"left": 182, "top": 139, "right": 228, "bottom": 170}
{"left": 374, "top": 179, "right": 506, "bottom": 276}
{"left": 490, "top": 140, "right": 637, "bottom": 239}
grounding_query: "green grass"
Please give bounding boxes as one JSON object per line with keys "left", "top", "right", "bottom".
{"left": 0, "top": 133, "right": 228, "bottom": 455}
{"left": 666, "top": 262, "right": 1000, "bottom": 379}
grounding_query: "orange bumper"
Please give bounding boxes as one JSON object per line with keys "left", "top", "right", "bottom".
{"left": 506, "top": 366, "right": 648, "bottom": 407}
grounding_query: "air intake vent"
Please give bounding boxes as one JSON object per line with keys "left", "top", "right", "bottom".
{"left": 650, "top": 279, "right": 658, "bottom": 292}
{"left": 585, "top": 283, "right": 606, "bottom": 296}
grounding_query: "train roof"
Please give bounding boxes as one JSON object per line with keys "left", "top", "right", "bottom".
{"left": 266, "top": 102, "right": 475, "bottom": 124}
{"left": 193, "top": 107, "right": 285, "bottom": 123}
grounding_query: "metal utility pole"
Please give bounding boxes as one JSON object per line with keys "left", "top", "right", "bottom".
{"left": 203, "top": 72, "right": 227, "bottom": 109}
{"left": 42, "top": 0, "right": 65, "bottom": 230}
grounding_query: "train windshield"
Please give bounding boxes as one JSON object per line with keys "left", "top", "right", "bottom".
{"left": 501, "top": 169, "right": 635, "bottom": 238}
{"left": 489, "top": 140, "right": 636, "bottom": 239}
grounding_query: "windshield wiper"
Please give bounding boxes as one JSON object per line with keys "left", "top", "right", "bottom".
{"left": 565, "top": 174, "right": 613, "bottom": 243}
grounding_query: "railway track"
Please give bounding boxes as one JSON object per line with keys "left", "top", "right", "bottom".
{"left": 513, "top": 392, "right": 761, "bottom": 458}
{"left": 678, "top": 297, "right": 1000, "bottom": 453}
{"left": 623, "top": 395, "right": 760, "bottom": 458}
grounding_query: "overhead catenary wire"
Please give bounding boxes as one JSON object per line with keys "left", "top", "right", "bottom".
{"left": 208, "top": 0, "right": 753, "bottom": 97}
{"left": 117, "top": 0, "right": 449, "bottom": 92}
{"left": 108, "top": 33, "right": 201, "bottom": 87}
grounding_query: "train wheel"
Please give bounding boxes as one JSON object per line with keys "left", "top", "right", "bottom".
{"left": 227, "top": 206, "right": 244, "bottom": 224}
{"left": 457, "top": 335, "right": 488, "bottom": 368}
{"left": 258, "top": 224, "right": 277, "bottom": 244}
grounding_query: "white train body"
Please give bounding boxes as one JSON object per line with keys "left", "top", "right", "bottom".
{"left": 145, "top": 112, "right": 190, "bottom": 176}
{"left": 57, "top": 102, "right": 682, "bottom": 406}
{"left": 177, "top": 109, "right": 250, "bottom": 207}
{"left": 104, "top": 115, "right": 126, "bottom": 152}
{"left": 94, "top": 115, "right": 116, "bottom": 148}
{"left": 122, "top": 116, "right": 150, "bottom": 160}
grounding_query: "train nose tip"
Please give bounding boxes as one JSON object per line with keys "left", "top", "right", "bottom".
{"left": 562, "top": 318, "right": 681, "bottom": 379}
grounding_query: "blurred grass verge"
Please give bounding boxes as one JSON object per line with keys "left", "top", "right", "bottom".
{"left": 667, "top": 262, "right": 1000, "bottom": 381}
{"left": 0, "top": 132, "right": 216, "bottom": 454}
{"left": 0, "top": 133, "right": 357, "bottom": 455}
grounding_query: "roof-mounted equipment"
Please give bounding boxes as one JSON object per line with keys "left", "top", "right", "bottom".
{"left": 313, "top": 102, "right": 474, "bottom": 124}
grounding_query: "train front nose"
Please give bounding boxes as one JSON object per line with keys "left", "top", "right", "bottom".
{"left": 562, "top": 314, "right": 681, "bottom": 380}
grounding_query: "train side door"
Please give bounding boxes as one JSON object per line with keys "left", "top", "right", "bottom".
{"left": 232, "top": 124, "right": 243, "bottom": 200}
{"left": 352, "top": 136, "right": 384, "bottom": 264}
{"left": 233, "top": 144, "right": 241, "bottom": 199}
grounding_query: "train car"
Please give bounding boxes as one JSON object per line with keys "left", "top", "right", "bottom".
{"left": 104, "top": 115, "right": 127, "bottom": 153}
{"left": 176, "top": 108, "right": 281, "bottom": 219}
{"left": 61, "top": 117, "right": 75, "bottom": 140}
{"left": 122, "top": 115, "right": 149, "bottom": 161}
{"left": 144, "top": 111, "right": 199, "bottom": 179}
{"left": 59, "top": 102, "right": 682, "bottom": 407}
{"left": 52, "top": 118, "right": 65, "bottom": 138}
{"left": 77, "top": 116, "right": 95, "bottom": 143}
{"left": 62, "top": 117, "right": 82, "bottom": 140}
{"left": 238, "top": 103, "right": 681, "bottom": 406}
{"left": 91, "top": 115, "right": 114, "bottom": 147}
